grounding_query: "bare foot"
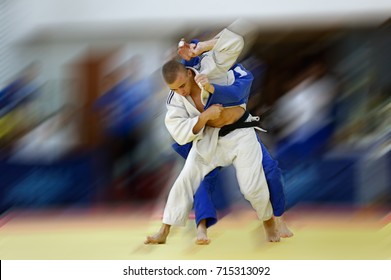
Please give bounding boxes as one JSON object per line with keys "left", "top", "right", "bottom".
{"left": 263, "top": 218, "right": 280, "bottom": 242}
{"left": 275, "top": 216, "right": 294, "bottom": 238}
{"left": 195, "top": 220, "right": 210, "bottom": 245}
{"left": 144, "top": 224, "right": 170, "bottom": 244}
{"left": 195, "top": 236, "right": 210, "bottom": 245}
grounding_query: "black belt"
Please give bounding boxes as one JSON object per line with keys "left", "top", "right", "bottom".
{"left": 218, "top": 111, "right": 260, "bottom": 137}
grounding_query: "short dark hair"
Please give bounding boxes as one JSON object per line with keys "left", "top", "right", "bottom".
{"left": 162, "top": 60, "right": 186, "bottom": 84}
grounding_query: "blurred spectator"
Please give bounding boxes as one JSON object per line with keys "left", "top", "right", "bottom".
{"left": 94, "top": 56, "right": 171, "bottom": 202}
{"left": 273, "top": 56, "right": 338, "bottom": 168}
{"left": 0, "top": 63, "right": 43, "bottom": 157}
{"left": 9, "top": 105, "right": 80, "bottom": 163}
{"left": 241, "top": 55, "right": 267, "bottom": 114}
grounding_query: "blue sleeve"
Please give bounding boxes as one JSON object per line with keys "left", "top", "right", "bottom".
{"left": 205, "top": 64, "right": 254, "bottom": 108}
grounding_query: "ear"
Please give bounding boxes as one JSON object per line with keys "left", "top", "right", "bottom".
{"left": 187, "top": 69, "right": 192, "bottom": 77}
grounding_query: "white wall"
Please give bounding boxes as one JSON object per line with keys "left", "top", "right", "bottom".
{"left": 3, "top": 0, "right": 391, "bottom": 116}
{"left": 10, "top": 37, "right": 170, "bottom": 118}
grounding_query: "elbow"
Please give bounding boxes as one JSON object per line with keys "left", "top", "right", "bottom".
{"left": 176, "top": 138, "right": 188, "bottom": 146}
{"left": 175, "top": 132, "right": 195, "bottom": 146}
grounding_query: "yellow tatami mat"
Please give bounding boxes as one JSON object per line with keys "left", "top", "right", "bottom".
{"left": 1, "top": 206, "right": 390, "bottom": 260}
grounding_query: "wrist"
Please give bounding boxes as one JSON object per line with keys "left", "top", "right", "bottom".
{"left": 199, "top": 113, "right": 209, "bottom": 124}
{"left": 207, "top": 38, "right": 218, "bottom": 50}
{"left": 192, "top": 113, "right": 208, "bottom": 134}
{"left": 202, "top": 39, "right": 217, "bottom": 52}
{"left": 195, "top": 39, "right": 217, "bottom": 56}
{"left": 205, "top": 84, "right": 215, "bottom": 93}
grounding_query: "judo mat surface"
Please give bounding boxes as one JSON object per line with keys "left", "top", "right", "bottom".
{"left": 1, "top": 205, "right": 390, "bottom": 260}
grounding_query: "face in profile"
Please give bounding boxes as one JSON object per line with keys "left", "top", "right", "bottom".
{"left": 168, "top": 69, "right": 193, "bottom": 97}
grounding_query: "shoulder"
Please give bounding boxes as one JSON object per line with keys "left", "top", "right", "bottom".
{"left": 232, "top": 63, "right": 253, "bottom": 78}
{"left": 166, "top": 90, "right": 175, "bottom": 105}
{"left": 166, "top": 90, "right": 184, "bottom": 107}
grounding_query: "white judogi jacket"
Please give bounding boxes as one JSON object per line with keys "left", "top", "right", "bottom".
{"left": 162, "top": 26, "right": 273, "bottom": 226}
{"left": 165, "top": 28, "right": 245, "bottom": 163}
{"left": 198, "top": 28, "right": 244, "bottom": 86}
{"left": 166, "top": 84, "right": 220, "bottom": 163}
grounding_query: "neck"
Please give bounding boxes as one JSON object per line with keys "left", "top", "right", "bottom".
{"left": 190, "top": 86, "right": 200, "bottom": 99}
{"left": 189, "top": 75, "right": 201, "bottom": 98}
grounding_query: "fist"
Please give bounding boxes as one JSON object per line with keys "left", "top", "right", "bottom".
{"left": 195, "top": 74, "right": 214, "bottom": 93}
{"left": 204, "top": 104, "right": 223, "bottom": 121}
{"left": 177, "top": 39, "right": 197, "bottom": 61}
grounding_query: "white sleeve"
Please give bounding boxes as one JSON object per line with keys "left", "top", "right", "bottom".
{"left": 213, "top": 28, "right": 244, "bottom": 70}
{"left": 165, "top": 96, "right": 204, "bottom": 145}
{"left": 200, "top": 28, "right": 244, "bottom": 81}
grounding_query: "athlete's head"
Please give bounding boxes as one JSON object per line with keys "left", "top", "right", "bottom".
{"left": 162, "top": 60, "right": 193, "bottom": 96}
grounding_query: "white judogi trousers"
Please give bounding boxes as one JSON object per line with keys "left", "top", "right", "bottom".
{"left": 162, "top": 125, "right": 273, "bottom": 226}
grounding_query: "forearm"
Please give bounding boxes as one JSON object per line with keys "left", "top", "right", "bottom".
{"left": 192, "top": 104, "right": 224, "bottom": 133}
{"left": 192, "top": 113, "right": 209, "bottom": 134}
{"left": 207, "top": 106, "right": 245, "bottom": 127}
{"left": 195, "top": 38, "right": 218, "bottom": 54}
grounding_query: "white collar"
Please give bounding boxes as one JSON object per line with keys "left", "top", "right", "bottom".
{"left": 187, "top": 67, "right": 210, "bottom": 105}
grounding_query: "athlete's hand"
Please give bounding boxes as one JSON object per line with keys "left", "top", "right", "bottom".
{"left": 203, "top": 104, "right": 223, "bottom": 121}
{"left": 195, "top": 74, "right": 214, "bottom": 93}
{"left": 177, "top": 38, "right": 216, "bottom": 60}
{"left": 177, "top": 39, "right": 197, "bottom": 60}
{"left": 190, "top": 41, "right": 207, "bottom": 57}
{"left": 194, "top": 74, "right": 215, "bottom": 93}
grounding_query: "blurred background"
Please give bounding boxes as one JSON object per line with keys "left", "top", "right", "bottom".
{"left": 0, "top": 0, "right": 390, "bottom": 216}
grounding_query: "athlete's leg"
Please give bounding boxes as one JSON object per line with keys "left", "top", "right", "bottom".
{"left": 145, "top": 147, "right": 216, "bottom": 244}
{"left": 258, "top": 137, "right": 293, "bottom": 238}
{"left": 172, "top": 142, "right": 219, "bottom": 244}
{"left": 224, "top": 129, "right": 279, "bottom": 242}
